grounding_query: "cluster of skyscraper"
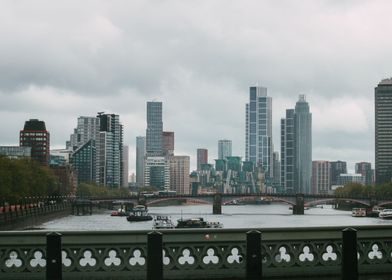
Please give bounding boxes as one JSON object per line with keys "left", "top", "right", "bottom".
{"left": 66, "top": 113, "right": 127, "bottom": 188}
{"left": 136, "top": 102, "right": 190, "bottom": 194}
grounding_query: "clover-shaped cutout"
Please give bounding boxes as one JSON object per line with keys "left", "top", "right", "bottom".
{"left": 227, "top": 247, "right": 243, "bottom": 264}
{"left": 299, "top": 246, "right": 314, "bottom": 262}
{"left": 104, "top": 249, "right": 121, "bottom": 266}
{"left": 203, "top": 248, "right": 219, "bottom": 264}
{"left": 322, "top": 245, "right": 337, "bottom": 261}
{"left": 5, "top": 251, "right": 23, "bottom": 268}
{"left": 163, "top": 249, "right": 170, "bottom": 265}
{"left": 275, "top": 246, "right": 291, "bottom": 263}
{"left": 79, "top": 250, "right": 97, "bottom": 267}
{"left": 30, "top": 251, "right": 46, "bottom": 267}
{"left": 129, "top": 249, "right": 145, "bottom": 266}
{"left": 368, "top": 244, "right": 383, "bottom": 260}
{"left": 62, "top": 251, "right": 72, "bottom": 267}
{"left": 178, "top": 249, "right": 195, "bottom": 265}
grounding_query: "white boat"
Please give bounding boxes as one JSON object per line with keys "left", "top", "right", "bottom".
{"left": 352, "top": 208, "right": 366, "bottom": 217}
{"left": 153, "top": 216, "right": 175, "bottom": 229}
{"left": 379, "top": 209, "right": 392, "bottom": 219}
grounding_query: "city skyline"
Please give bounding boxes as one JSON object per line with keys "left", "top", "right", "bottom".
{"left": 0, "top": 1, "right": 386, "bottom": 173}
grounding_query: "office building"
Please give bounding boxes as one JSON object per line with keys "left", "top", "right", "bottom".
{"left": 70, "top": 139, "right": 96, "bottom": 183}
{"left": 245, "top": 86, "right": 273, "bottom": 178}
{"left": 67, "top": 116, "right": 100, "bottom": 150}
{"left": 170, "top": 156, "right": 190, "bottom": 194}
{"left": 0, "top": 146, "right": 31, "bottom": 159}
{"left": 355, "top": 162, "right": 372, "bottom": 186}
{"left": 136, "top": 136, "right": 146, "bottom": 187}
{"left": 162, "top": 131, "right": 174, "bottom": 156}
{"left": 144, "top": 156, "right": 170, "bottom": 189}
{"left": 20, "top": 119, "right": 50, "bottom": 165}
{"left": 330, "top": 161, "right": 347, "bottom": 186}
{"left": 312, "top": 161, "right": 330, "bottom": 194}
{"left": 218, "top": 139, "right": 232, "bottom": 160}
{"left": 375, "top": 78, "right": 392, "bottom": 184}
{"left": 146, "top": 101, "right": 163, "bottom": 156}
{"left": 337, "top": 174, "right": 365, "bottom": 186}
{"left": 197, "top": 148, "right": 208, "bottom": 171}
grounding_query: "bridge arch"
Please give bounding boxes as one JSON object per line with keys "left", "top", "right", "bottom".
{"left": 146, "top": 197, "right": 211, "bottom": 206}
{"left": 304, "top": 198, "right": 371, "bottom": 207}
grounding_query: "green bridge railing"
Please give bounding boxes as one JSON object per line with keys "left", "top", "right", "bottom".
{"left": 1, "top": 225, "right": 392, "bottom": 279}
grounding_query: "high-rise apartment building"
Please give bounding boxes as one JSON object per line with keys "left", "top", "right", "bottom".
{"left": 136, "top": 136, "right": 146, "bottom": 187}
{"left": 67, "top": 116, "right": 99, "bottom": 150}
{"left": 295, "top": 95, "right": 312, "bottom": 194}
{"left": 312, "top": 161, "right": 330, "bottom": 194}
{"left": 245, "top": 86, "right": 273, "bottom": 178}
{"left": 375, "top": 78, "right": 392, "bottom": 184}
{"left": 281, "top": 109, "right": 295, "bottom": 193}
{"left": 170, "top": 156, "right": 190, "bottom": 194}
{"left": 281, "top": 96, "right": 312, "bottom": 194}
{"left": 355, "top": 162, "right": 372, "bottom": 186}
{"left": 330, "top": 161, "right": 347, "bottom": 186}
{"left": 162, "top": 131, "right": 174, "bottom": 156}
{"left": 218, "top": 139, "right": 232, "bottom": 160}
{"left": 146, "top": 102, "right": 163, "bottom": 156}
{"left": 197, "top": 148, "right": 208, "bottom": 171}
{"left": 20, "top": 119, "right": 50, "bottom": 165}
{"left": 68, "top": 113, "right": 123, "bottom": 187}
{"left": 96, "top": 113, "right": 123, "bottom": 187}
{"left": 273, "top": 152, "right": 281, "bottom": 186}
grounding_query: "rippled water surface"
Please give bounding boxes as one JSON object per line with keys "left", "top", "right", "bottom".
{"left": 38, "top": 203, "right": 392, "bottom": 231}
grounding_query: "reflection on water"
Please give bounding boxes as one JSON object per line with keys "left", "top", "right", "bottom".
{"left": 37, "top": 203, "right": 392, "bottom": 231}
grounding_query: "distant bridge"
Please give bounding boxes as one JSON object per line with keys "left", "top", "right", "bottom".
{"left": 91, "top": 193, "right": 392, "bottom": 215}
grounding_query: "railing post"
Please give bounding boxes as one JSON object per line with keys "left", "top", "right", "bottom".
{"left": 46, "top": 232, "right": 62, "bottom": 280}
{"left": 147, "top": 231, "right": 163, "bottom": 280}
{"left": 246, "top": 230, "right": 262, "bottom": 280}
{"left": 342, "top": 228, "right": 358, "bottom": 280}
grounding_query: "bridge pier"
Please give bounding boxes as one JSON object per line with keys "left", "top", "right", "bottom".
{"left": 293, "top": 194, "right": 304, "bottom": 215}
{"left": 213, "top": 193, "right": 222, "bottom": 215}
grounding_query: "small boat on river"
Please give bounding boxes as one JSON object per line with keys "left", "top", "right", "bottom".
{"left": 126, "top": 205, "right": 153, "bottom": 222}
{"left": 176, "top": 217, "right": 223, "bottom": 229}
{"left": 111, "top": 209, "right": 128, "bottom": 217}
{"left": 153, "top": 216, "right": 175, "bottom": 229}
{"left": 379, "top": 209, "right": 392, "bottom": 219}
{"left": 352, "top": 208, "right": 366, "bottom": 217}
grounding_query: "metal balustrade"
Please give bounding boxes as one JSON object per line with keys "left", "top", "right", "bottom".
{"left": 0, "top": 226, "right": 392, "bottom": 279}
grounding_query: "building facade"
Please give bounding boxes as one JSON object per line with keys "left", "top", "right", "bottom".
{"left": 294, "top": 95, "right": 312, "bottom": 194}
{"left": 355, "top": 162, "right": 372, "bottom": 186}
{"left": 0, "top": 146, "right": 31, "bottom": 159}
{"left": 330, "top": 161, "right": 347, "bottom": 186}
{"left": 70, "top": 139, "right": 96, "bottom": 183}
{"left": 67, "top": 116, "right": 100, "bottom": 150}
{"left": 20, "top": 119, "right": 50, "bottom": 165}
{"left": 337, "top": 174, "right": 365, "bottom": 186}
{"left": 146, "top": 102, "right": 163, "bottom": 156}
{"left": 169, "top": 156, "right": 190, "bottom": 194}
{"left": 375, "top": 78, "right": 392, "bottom": 184}
{"left": 162, "top": 131, "right": 174, "bottom": 156}
{"left": 122, "top": 145, "right": 129, "bottom": 187}
{"left": 218, "top": 139, "right": 232, "bottom": 160}
{"left": 312, "top": 161, "right": 330, "bottom": 194}
{"left": 144, "top": 156, "right": 170, "bottom": 189}
{"left": 136, "top": 136, "right": 146, "bottom": 187}
{"left": 245, "top": 86, "right": 273, "bottom": 178}
{"left": 281, "top": 109, "right": 295, "bottom": 193}
{"left": 197, "top": 148, "right": 208, "bottom": 171}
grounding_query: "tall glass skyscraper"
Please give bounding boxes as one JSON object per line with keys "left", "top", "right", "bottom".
{"left": 294, "top": 95, "right": 312, "bottom": 194}
{"left": 146, "top": 102, "right": 163, "bottom": 156}
{"left": 218, "top": 139, "right": 232, "bottom": 160}
{"left": 375, "top": 78, "right": 392, "bottom": 184}
{"left": 281, "top": 96, "right": 312, "bottom": 194}
{"left": 245, "top": 86, "right": 273, "bottom": 178}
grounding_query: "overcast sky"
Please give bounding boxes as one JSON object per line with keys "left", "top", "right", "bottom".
{"left": 1, "top": 0, "right": 391, "bottom": 173}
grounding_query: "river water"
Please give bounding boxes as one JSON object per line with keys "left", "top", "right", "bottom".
{"left": 38, "top": 203, "right": 392, "bottom": 231}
